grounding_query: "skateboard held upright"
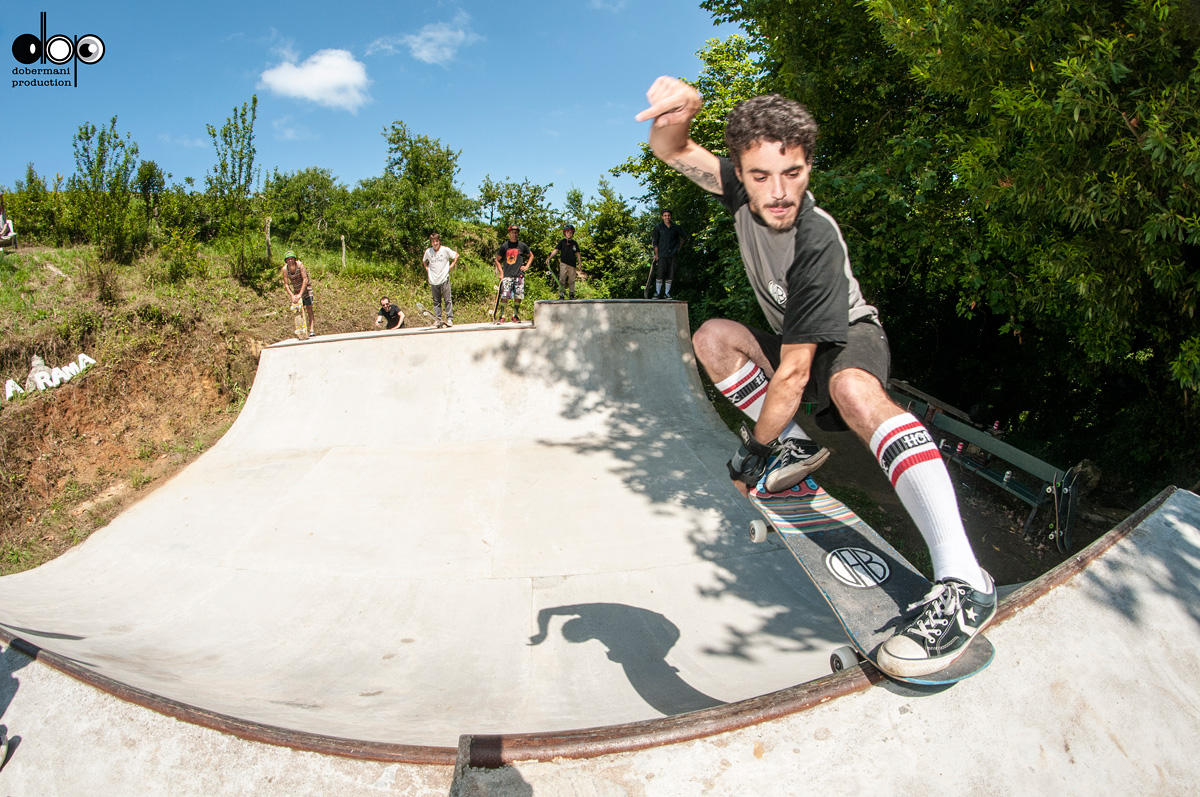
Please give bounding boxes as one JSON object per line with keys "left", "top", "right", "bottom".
{"left": 290, "top": 302, "right": 308, "bottom": 340}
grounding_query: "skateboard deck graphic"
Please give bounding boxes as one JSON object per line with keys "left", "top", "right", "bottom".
{"left": 748, "top": 477, "right": 993, "bottom": 686}
{"left": 290, "top": 303, "right": 308, "bottom": 340}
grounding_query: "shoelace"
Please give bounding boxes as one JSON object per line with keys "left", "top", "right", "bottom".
{"left": 904, "top": 582, "right": 964, "bottom": 645}
{"left": 776, "top": 437, "right": 815, "bottom": 462}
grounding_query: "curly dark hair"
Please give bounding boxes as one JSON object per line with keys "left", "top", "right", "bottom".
{"left": 724, "top": 94, "right": 818, "bottom": 165}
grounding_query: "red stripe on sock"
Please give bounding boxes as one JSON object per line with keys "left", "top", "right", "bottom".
{"left": 889, "top": 448, "right": 942, "bottom": 486}
{"left": 874, "top": 420, "right": 926, "bottom": 461}
{"left": 722, "top": 366, "right": 761, "bottom": 396}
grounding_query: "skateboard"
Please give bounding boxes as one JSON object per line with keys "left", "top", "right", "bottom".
{"left": 643, "top": 258, "right": 656, "bottom": 299}
{"left": 290, "top": 302, "right": 308, "bottom": 341}
{"left": 747, "top": 476, "right": 994, "bottom": 686}
{"left": 415, "top": 302, "right": 442, "bottom": 327}
{"left": 543, "top": 260, "right": 562, "bottom": 291}
{"left": 1048, "top": 465, "right": 1081, "bottom": 553}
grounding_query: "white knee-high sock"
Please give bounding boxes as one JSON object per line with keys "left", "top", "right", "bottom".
{"left": 714, "top": 361, "right": 808, "bottom": 442}
{"left": 871, "top": 414, "right": 987, "bottom": 590}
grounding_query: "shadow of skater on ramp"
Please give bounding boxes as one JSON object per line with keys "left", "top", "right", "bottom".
{"left": 530, "top": 603, "right": 725, "bottom": 714}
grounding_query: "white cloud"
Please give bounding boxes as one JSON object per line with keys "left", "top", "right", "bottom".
{"left": 158, "top": 133, "right": 208, "bottom": 149}
{"left": 259, "top": 49, "right": 370, "bottom": 112}
{"left": 589, "top": 0, "right": 628, "bottom": 11}
{"left": 272, "top": 115, "right": 314, "bottom": 141}
{"left": 367, "top": 11, "right": 481, "bottom": 66}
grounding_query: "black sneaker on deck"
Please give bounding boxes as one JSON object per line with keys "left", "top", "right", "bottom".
{"left": 762, "top": 437, "right": 830, "bottom": 493}
{"left": 877, "top": 571, "right": 997, "bottom": 678}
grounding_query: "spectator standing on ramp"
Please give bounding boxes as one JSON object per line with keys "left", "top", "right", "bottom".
{"left": 650, "top": 210, "right": 684, "bottom": 299}
{"left": 374, "top": 297, "right": 406, "bottom": 330}
{"left": 281, "top": 250, "right": 316, "bottom": 337}
{"left": 423, "top": 233, "right": 459, "bottom": 327}
{"left": 636, "top": 77, "right": 996, "bottom": 678}
{"left": 550, "top": 224, "right": 583, "bottom": 300}
{"left": 493, "top": 224, "right": 531, "bottom": 323}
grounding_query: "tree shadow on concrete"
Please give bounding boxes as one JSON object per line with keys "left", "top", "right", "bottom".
{"left": 1078, "top": 490, "right": 1200, "bottom": 635}
{"left": 479, "top": 302, "right": 848, "bottom": 675}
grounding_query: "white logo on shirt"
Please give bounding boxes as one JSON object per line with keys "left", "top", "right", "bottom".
{"left": 768, "top": 280, "right": 787, "bottom": 307}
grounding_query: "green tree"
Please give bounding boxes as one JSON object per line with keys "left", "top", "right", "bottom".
{"left": 864, "top": 0, "right": 1200, "bottom": 390}
{"left": 381, "top": 121, "right": 473, "bottom": 254}
{"left": 206, "top": 96, "right": 260, "bottom": 280}
{"left": 687, "top": 0, "right": 1200, "bottom": 491}
{"left": 69, "top": 116, "right": 143, "bottom": 268}
{"left": 619, "top": 35, "right": 768, "bottom": 319}
{"left": 264, "top": 167, "right": 347, "bottom": 252}
{"left": 478, "top": 176, "right": 559, "bottom": 268}
{"left": 576, "top": 178, "right": 652, "bottom": 297}
{"left": 6, "top": 164, "right": 56, "bottom": 244}
{"left": 135, "top": 160, "right": 167, "bottom": 223}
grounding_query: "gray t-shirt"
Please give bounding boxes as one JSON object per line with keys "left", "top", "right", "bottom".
{"left": 718, "top": 157, "right": 878, "bottom": 344}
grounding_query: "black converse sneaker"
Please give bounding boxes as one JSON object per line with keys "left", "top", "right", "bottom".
{"left": 877, "top": 571, "right": 997, "bottom": 678}
{"left": 762, "top": 437, "right": 831, "bottom": 493}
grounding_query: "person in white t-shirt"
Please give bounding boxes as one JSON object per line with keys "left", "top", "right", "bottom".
{"left": 422, "top": 233, "right": 459, "bottom": 327}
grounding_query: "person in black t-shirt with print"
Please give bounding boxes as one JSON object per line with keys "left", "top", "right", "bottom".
{"left": 493, "top": 224, "right": 531, "bottom": 323}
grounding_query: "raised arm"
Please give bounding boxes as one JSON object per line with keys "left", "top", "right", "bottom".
{"left": 635, "top": 76, "right": 723, "bottom": 195}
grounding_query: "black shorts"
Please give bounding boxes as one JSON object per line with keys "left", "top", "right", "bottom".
{"left": 746, "top": 319, "right": 891, "bottom": 432}
{"left": 301, "top": 293, "right": 313, "bottom": 307}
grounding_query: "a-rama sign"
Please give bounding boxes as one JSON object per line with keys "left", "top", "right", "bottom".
{"left": 4, "top": 353, "right": 97, "bottom": 401}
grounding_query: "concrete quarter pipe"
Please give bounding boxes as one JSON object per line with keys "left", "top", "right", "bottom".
{"left": 0, "top": 300, "right": 853, "bottom": 751}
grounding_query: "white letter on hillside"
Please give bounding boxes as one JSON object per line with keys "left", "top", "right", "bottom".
{"left": 4, "top": 380, "right": 23, "bottom": 401}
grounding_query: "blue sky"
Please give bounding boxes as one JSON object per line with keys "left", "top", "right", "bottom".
{"left": 3, "top": 1, "right": 739, "bottom": 211}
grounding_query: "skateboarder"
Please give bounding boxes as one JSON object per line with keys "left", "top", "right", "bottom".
{"left": 374, "top": 297, "right": 406, "bottom": 330}
{"left": 423, "top": 233, "right": 458, "bottom": 327}
{"left": 550, "top": 224, "right": 582, "bottom": 299}
{"left": 281, "top": 250, "right": 315, "bottom": 337}
{"left": 650, "top": 210, "right": 683, "bottom": 299}
{"left": 493, "top": 224, "right": 531, "bottom": 323}
{"left": 637, "top": 77, "right": 996, "bottom": 677}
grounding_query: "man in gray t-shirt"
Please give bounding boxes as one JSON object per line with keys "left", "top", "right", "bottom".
{"left": 637, "top": 76, "right": 996, "bottom": 681}
{"left": 423, "top": 233, "right": 459, "bottom": 327}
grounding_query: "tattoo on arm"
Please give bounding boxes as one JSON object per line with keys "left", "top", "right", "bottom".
{"left": 671, "top": 159, "right": 720, "bottom": 193}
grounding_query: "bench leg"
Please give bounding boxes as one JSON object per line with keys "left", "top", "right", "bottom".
{"left": 1021, "top": 501, "right": 1042, "bottom": 537}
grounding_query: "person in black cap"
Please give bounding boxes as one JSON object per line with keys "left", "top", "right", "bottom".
{"left": 549, "top": 224, "right": 583, "bottom": 299}
{"left": 493, "top": 224, "right": 532, "bottom": 323}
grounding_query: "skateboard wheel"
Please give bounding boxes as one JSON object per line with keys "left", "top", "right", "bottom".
{"left": 830, "top": 645, "right": 859, "bottom": 673}
{"left": 749, "top": 519, "right": 769, "bottom": 543}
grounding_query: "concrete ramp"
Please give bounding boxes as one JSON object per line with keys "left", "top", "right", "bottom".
{"left": 0, "top": 301, "right": 850, "bottom": 749}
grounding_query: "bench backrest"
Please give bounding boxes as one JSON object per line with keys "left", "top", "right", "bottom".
{"left": 930, "top": 412, "right": 1064, "bottom": 484}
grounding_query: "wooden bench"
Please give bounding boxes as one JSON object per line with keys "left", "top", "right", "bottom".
{"left": 887, "top": 379, "right": 1078, "bottom": 550}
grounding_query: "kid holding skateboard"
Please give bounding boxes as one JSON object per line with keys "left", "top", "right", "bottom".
{"left": 281, "top": 250, "right": 315, "bottom": 337}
